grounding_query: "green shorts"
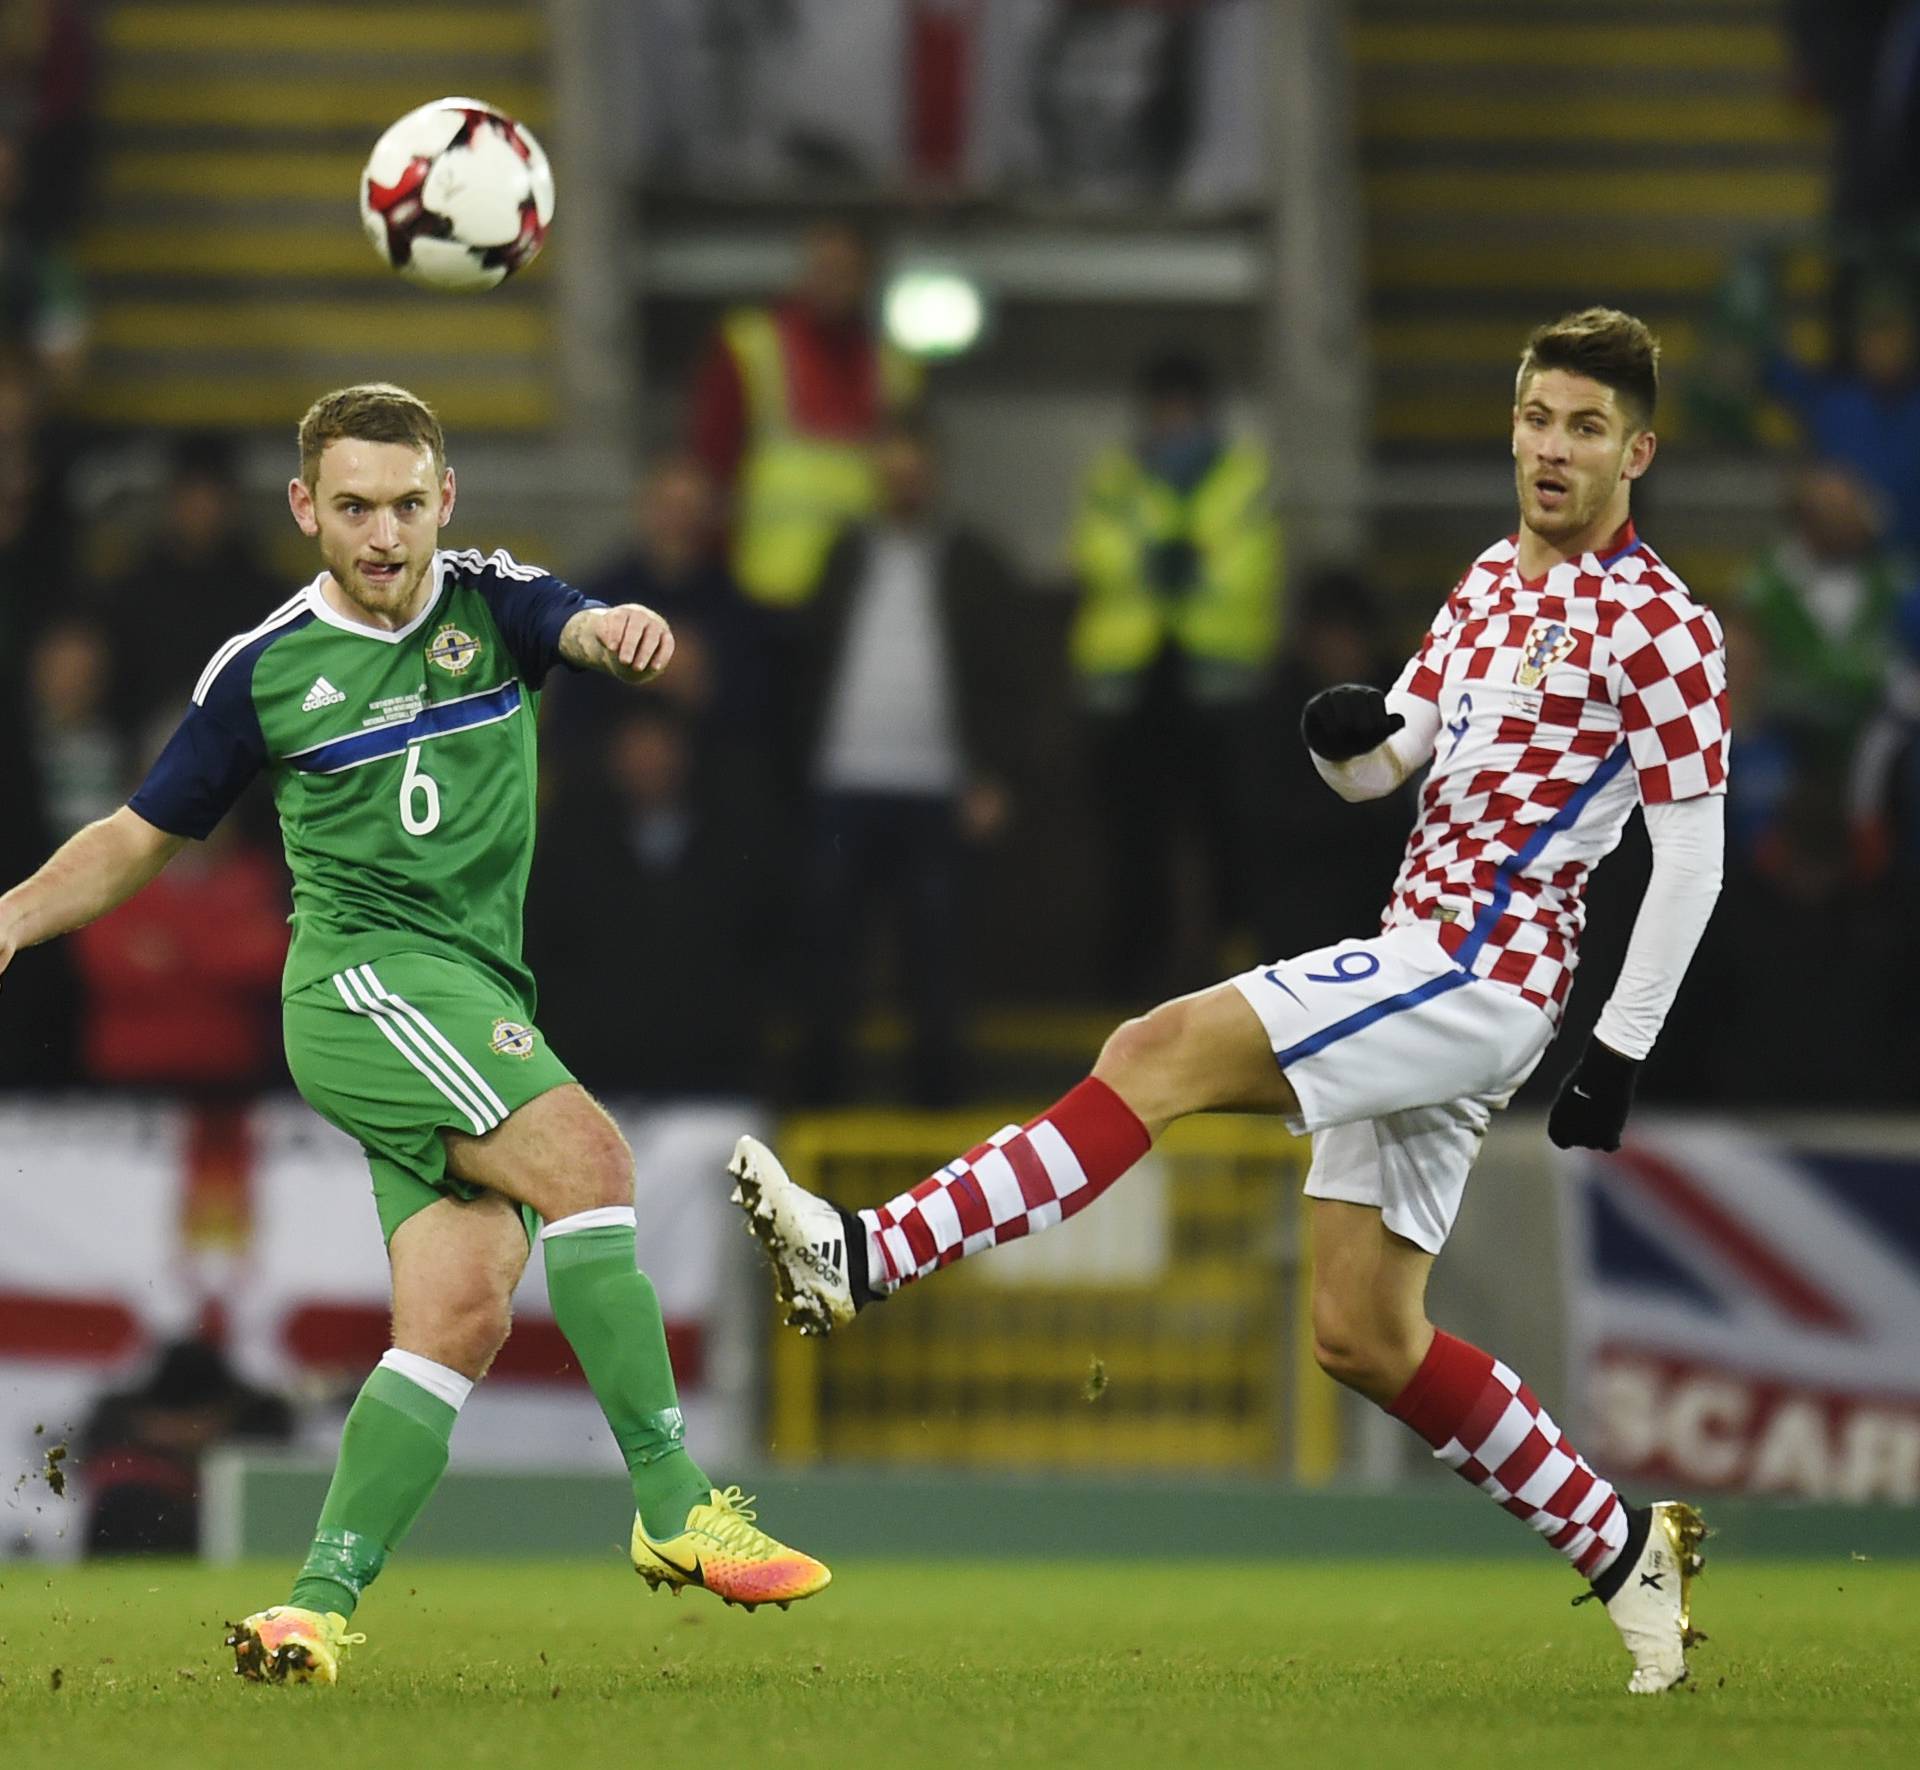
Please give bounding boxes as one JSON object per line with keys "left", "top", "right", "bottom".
{"left": 283, "top": 951, "right": 577, "bottom": 1245}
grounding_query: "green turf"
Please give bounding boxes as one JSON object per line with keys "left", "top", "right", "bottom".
{"left": 1, "top": 1557, "right": 1914, "bottom": 1769}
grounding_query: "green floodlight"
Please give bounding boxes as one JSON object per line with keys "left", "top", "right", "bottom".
{"left": 882, "top": 266, "right": 986, "bottom": 359}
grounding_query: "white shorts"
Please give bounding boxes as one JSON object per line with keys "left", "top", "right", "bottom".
{"left": 1229, "top": 923, "right": 1554, "bottom": 1253}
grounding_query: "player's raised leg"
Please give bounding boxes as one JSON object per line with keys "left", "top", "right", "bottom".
{"left": 730, "top": 981, "right": 1290, "bottom": 1332}
{"left": 450, "top": 1083, "right": 829, "bottom": 1609}
{"left": 1309, "top": 1189, "right": 1703, "bottom": 1693}
{"left": 229, "top": 1189, "right": 525, "bottom": 1683}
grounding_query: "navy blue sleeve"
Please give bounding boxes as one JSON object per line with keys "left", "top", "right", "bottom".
{"left": 1762, "top": 351, "right": 1817, "bottom": 413}
{"left": 127, "top": 646, "right": 269, "bottom": 839}
{"left": 465, "top": 549, "right": 607, "bottom": 688}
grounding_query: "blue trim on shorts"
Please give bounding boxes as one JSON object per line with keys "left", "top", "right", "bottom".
{"left": 1271, "top": 966, "right": 1476, "bottom": 1068}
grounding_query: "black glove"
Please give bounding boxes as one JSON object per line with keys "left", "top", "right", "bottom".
{"left": 1301, "top": 683, "right": 1405, "bottom": 762}
{"left": 1547, "top": 1039, "right": 1641, "bottom": 1151}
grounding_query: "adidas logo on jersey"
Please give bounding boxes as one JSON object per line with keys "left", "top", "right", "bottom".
{"left": 302, "top": 676, "right": 347, "bottom": 712}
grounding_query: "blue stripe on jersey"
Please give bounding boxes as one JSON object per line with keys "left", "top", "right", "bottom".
{"left": 1452, "top": 739, "right": 1631, "bottom": 972}
{"left": 1598, "top": 536, "right": 1644, "bottom": 570}
{"left": 1271, "top": 967, "right": 1476, "bottom": 1069}
{"left": 285, "top": 680, "right": 524, "bottom": 775}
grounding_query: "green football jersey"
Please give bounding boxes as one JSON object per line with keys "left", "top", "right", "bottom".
{"left": 129, "top": 547, "right": 603, "bottom": 1003}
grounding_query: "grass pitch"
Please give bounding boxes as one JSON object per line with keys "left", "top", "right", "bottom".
{"left": 2, "top": 1557, "right": 1914, "bottom": 1770}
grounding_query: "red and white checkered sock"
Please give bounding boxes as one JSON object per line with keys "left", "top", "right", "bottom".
{"left": 1389, "top": 1329, "right": 1631, "bottom": 1581}
{"left": 858, "top": 1077, "right": 1152, "bottom": 1293}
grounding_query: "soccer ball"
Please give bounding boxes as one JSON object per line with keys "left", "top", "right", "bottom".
{"left": 360, "top": 97, "right": 555, "bottom": 292}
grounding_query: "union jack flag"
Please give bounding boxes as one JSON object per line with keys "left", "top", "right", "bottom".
{"left": 1562, "top": 1120, "right": 1920, "bottom": 1503}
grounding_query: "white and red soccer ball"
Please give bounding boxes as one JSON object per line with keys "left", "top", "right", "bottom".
{"left": 360, "top": 98, "right": 555, "bottom": 292}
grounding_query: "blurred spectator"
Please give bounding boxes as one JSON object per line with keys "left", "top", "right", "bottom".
{"left": 1696, "top": 768, "right": 1910, "bottom": 1103}
{"left": 76, "top": 1336, "right": 293, "bottom": 1556}
{"left": 2, "top": 0, "right": 99, "bottom": 247}
{"left": 1069, "top": 350, "right": 1280, "bottom": 996}
{"left": 90, "top": 432, "right": 284, "bottom": 744}
{"left": 526, "top": 702, "right": 757, "bottom": 1094}
{"left": 1718, "top": 608, "right": 1800, "bottom": 868}
{"left": 0, "top": 341, "right": 67, "bottom": 679}
{"left": 569, "top": 451, "right": 769, "bottom": 743}
{"left": 1682, "top": 247, "right": 1781, "bottom": 448}
{"left": 1764, "top": 283, "right": 1920, "bottom": 553}
{"left": 25, "top": 615, "right": 122, "bottom": 837}
{"left": 0, "top": 110, "right": 87, "bottom": 397}
{"left": 794, "top": 416, "right": 1026, "bottom": 1105}
{"left": 1785, "top": 1, "right": 1920, "bottom": 245}
{"left": 69, "top": 820, "right": 290, "bottom": 1092}
{"left": 1739, "top": 462, "right": 1912, "bottom": 762}
{"left": 1254, "top": 567, "right": 1413, "bottom": 955}
{"left": 1848, "top": 580, "right": 1920, "bottom": 875}
{"left": 0, "top": 599, "right": 76, "bottom": 1089}
{"left": 688, "top": 217, "right": 923, "bottom": 612}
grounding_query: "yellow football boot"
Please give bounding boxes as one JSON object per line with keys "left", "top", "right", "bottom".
{"left": 226, "top": 1605, "right": 366, "bottom": 1685}
{"left": 630, "top": 1485, "right": 832, "bottom": 1610}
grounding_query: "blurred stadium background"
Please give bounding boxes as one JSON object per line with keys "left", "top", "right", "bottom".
{"left": 4, "top": 0, "right": 1920, "bottom": 1578}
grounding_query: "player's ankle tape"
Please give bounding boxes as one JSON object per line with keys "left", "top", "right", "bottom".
{"left": 619, "top": 1406, "right": 688, "bottom": 1465}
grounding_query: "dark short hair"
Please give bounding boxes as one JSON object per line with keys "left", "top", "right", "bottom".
{"left": 297, "top": 383, "right": 444, "bottom": 487}
{"left": 167, "top": 430, "right": 240, "bottom": 485}
{"left": 876, "top": 406, "right": 938, "bottom": 454}
{"left": 1516, "top": 308, "right": 1660, "bottom": 429}
{"left": 1138, "top": 351, "right": 1216, "bottom": 409}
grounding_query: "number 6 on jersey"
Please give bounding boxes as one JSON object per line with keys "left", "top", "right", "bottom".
{"left": 400, "top": 745, "right": 441, "bottom": 835}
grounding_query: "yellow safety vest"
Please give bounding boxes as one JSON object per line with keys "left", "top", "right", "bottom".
{"left": 1069, "top": 440, "right": 1281, "bottom": 693}
{"left": 723, "top": 308, "right": 923, "bottom": 607}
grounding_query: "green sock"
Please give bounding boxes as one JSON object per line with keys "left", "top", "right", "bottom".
{"left": 542, "top": 1220, "right": 712, "bottom": 1537}
{"left": 287, "top": 1365, "right": 457, "bottom": 1620}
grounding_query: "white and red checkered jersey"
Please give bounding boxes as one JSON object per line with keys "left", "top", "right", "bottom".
{"left": 1380, "top": 523, "right": 1728, "bottom": 1023}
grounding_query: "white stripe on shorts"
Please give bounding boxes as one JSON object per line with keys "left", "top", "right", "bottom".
{"left": 355, "top": 964, "right": 513, "bottom": 1124}
{"left": 332, "top": 970, "right": 499, "bottom": 1135}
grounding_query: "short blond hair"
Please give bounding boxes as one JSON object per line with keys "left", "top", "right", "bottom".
{"left": 297, "top": 383, "right": 445, "bottom": 486}
{"left": 1516, "top": 308, "right": 1660, "bottom": 430}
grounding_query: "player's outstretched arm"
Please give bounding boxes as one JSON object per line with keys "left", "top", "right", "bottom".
{"left": 1547, "top": 795, "right": 1725, "bottom": 1152}
{"left": 1302, "top": 684, "right": 1440, "bottom": 802}
{"left": 0, "top": 807, "right": 186, "bottom": 987}
{"left": 558, "top": 604, "right": 675, "bottom": 685}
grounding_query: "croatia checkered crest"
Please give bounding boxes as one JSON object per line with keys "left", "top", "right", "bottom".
{"left": 359, "top": 98, "right": 554, "bottom": 292}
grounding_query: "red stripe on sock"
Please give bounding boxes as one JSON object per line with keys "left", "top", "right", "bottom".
{"left": 1453, "top": 1377, "right": 1521, "bottom": 1458}
{"left": 1001, "top": 1134, "right": 1056, "bottom": 1213}
{"left": 1387, "top": 1330, "right": 1496, "bottom": 1446}
{"left": 900, "top": 1209, "right": 938, "bottom": 1269}
{"left": 1548, "top": 1516, "right": 1586, "bottom": 1552}
{"left": 1492, "top": 1427, "right": 1554, "bottom": 1497}
{"left": 1544, "top": 1462, "right": 1596, "bottom": 1524}
{"left": 1042, "top": 1078, "right": 1150, "bottom": 1187}
{"left": 946, "top": 1165, "right": 994, "bottom": 1240}
{"left": 870, "top": 1207, "right": 902, "bottom": 1285}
